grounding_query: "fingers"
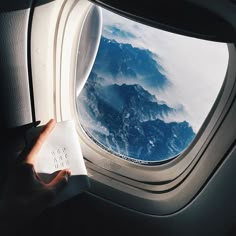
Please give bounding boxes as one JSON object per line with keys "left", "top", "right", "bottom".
{"left": 46, "top": 169, "right": 71, "bottom": 194}
{"left": 25, "top": 119, "right": 56, "bottom": 165}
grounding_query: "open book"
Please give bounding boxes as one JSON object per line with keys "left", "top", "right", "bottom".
{"left": 26, "top": 120, "right": 90, "bottom": 206}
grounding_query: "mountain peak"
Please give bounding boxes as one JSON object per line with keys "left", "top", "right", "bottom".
{"left": 92, "top": 36, "right": 168, "bottom": 90}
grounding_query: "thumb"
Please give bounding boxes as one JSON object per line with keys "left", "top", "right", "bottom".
{"left": 46, "top": 169, "right": 71, "bottom": 194}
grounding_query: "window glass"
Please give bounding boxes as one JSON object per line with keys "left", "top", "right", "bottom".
{"left": 76, "top": 9, "right": 229, "bottom": 164}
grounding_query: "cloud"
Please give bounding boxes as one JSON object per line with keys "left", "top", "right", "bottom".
{"left": 101, "top": 9, "right": 229, "bottom": 132}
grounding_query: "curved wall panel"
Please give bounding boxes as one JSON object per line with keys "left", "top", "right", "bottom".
{"left": 0, "top": 0, "right": 33, "bottom": 128}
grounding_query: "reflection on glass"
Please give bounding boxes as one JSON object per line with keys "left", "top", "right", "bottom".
{"left": 76, "top": 9, "right": 228, "bottom": 164}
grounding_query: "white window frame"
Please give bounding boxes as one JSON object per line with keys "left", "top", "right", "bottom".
{"left": 31, "top": 0, "right": 236, "bottom": 215}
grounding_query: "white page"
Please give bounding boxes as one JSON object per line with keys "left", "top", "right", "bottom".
{"left": 26, "top": 120, "right": 87, "bottom": 176}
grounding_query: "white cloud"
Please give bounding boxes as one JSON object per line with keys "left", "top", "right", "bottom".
{"left": 101, "top": 9, "right": 229, "bottom": 132}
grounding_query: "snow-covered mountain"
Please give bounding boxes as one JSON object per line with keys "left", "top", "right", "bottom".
{"left": 77, "top": 69, "right": 195, "bottom": 162}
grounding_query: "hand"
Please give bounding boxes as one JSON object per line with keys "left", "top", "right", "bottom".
{"left": 0, "top": 119, "right": 71, "bottom": 234}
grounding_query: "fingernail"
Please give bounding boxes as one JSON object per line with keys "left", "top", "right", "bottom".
{"left": 64, "top": 169, "right": 71, "bottom": 176}
{"left": 67, "top": 170, "right": 72, "bottom": 176}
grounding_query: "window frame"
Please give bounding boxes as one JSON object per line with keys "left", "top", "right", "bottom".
{"left": 57, "top": 0, "right": 236, "bottom": 215}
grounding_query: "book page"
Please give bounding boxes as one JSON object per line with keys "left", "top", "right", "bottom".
{"left": 26, "top": 120, "right": 87, "bottom": 176}
{"left": 25, "top": 120, "right": 90, "bottom": 205}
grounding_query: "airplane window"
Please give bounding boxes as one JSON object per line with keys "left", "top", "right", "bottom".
{"left": 76, "top": 8, "right": 229, "bottom": 164}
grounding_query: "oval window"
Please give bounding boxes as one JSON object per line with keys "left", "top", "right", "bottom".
{"left": 76, "top": 8, "right": 229, "bottom": 164}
